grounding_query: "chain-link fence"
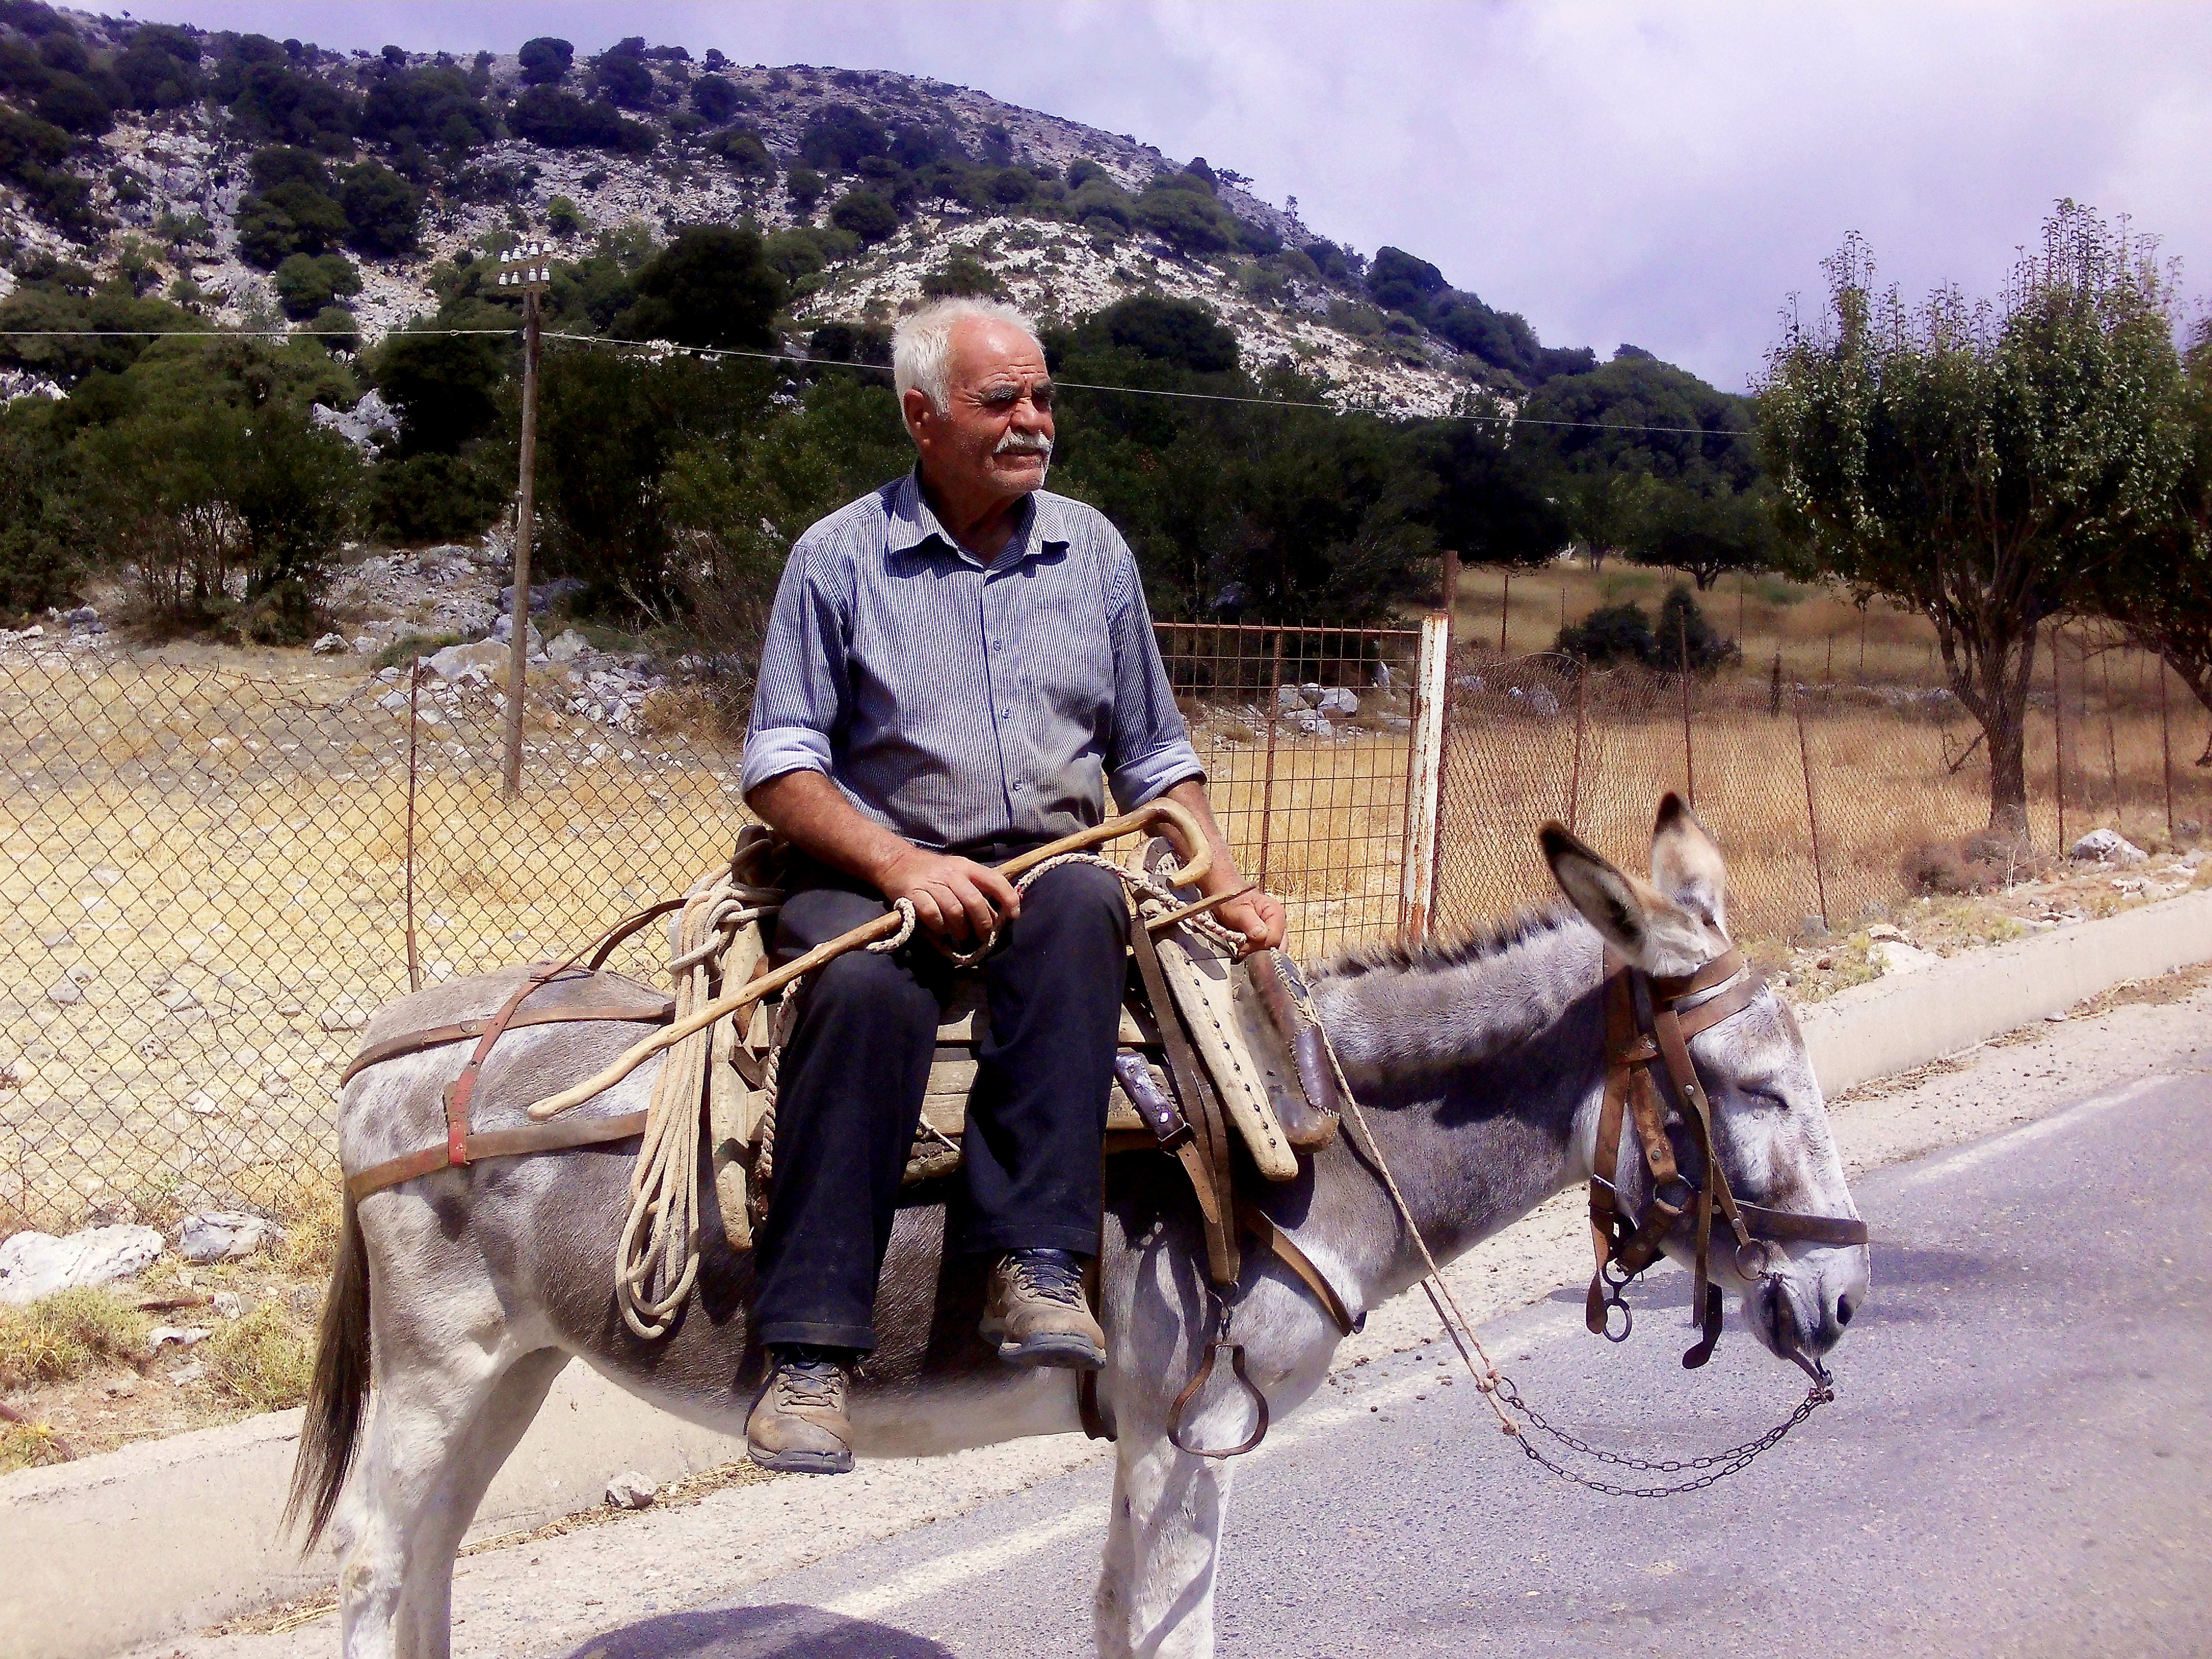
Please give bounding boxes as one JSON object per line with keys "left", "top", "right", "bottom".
{"left": 1432, "top": 632, "right": 2212, "bottom": 947}
{"left": 1, "top": 624, "right": 1427, "bottom": 1236}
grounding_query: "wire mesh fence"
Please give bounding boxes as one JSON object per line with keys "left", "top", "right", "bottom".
{"left": 0, "top": 624, "right": 1424, "bottom": 1236}
{"left": 1432, "top": 631, "right": 2212, "bottom": 947}
{"left": 1156, "top": 623, "right": 1424, "bottom": 958}
{"left": 6, "top": 612, "right": 2203, "bottom": 1237}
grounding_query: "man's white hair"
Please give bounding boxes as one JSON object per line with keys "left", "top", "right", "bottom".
{"left": 892, "top": 297, "right": 1042, "bottom": 415}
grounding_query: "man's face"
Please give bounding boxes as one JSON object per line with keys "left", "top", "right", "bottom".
{"left": 906, "top": 317, "right": 1056, "bottom": 505}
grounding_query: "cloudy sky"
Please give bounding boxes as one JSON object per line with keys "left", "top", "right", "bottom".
{"left": 120, "top": 2, "right": 2210, "bottom": 390}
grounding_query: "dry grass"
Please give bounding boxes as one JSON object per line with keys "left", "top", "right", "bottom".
{"left": 202, "top": 1302, "right": 313, "bottom": 1410}
{"left": 0, "top": 1287, "right": 148, "bottom": 1390}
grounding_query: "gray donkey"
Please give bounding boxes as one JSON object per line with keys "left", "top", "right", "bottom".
{"left": 292, "top": 799, "right": 1867, "bottom": 1658}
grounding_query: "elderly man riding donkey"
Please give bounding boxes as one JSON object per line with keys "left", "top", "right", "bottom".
{"left": 737, "top": 296, "right": 1285, "bottom": 1470}
{"left": 297, "top": 296, "right": 1868, "bottom": 1659}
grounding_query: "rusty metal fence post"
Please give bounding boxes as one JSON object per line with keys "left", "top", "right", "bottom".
{"left": 1255, "top": 629, "right": 1283, "bottom": 890}
{"left": 1567, "top": 666, "right": 1586, "bottom": 835}
{"left": 2054, "top": 628, "right": 2067, "bottom": 853}
{"left": 405, "top": 656, "right": 422, "bottom": 994}
{"left": 1677, "top": 609, "right": 1695, "bottom": 809}
{"left": 1793, "top": 684, "right": 1830, "bottom": 930}
{"left": 2160, "top": 654, "right": 2175, "bottom": 840}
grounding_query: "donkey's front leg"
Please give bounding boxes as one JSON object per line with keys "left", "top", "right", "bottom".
{"left": 1095, "top": 1421, "right": 1236, "bottom": 1659}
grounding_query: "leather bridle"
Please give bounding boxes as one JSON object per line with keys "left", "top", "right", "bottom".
{"left": 1586, "top": 947, "right": 1869, "bottom": 1380}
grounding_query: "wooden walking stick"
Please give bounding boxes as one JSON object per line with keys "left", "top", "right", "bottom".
{"left": 527, "top": 799, "right": 1213, "bottom": 1119}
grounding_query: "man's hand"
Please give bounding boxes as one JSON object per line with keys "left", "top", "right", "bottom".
{"left": 1211, "top": 885, "right": 1287, "bottom": 953}
{"left": 878, "top": 846, "right": 1022, "bottom": 946}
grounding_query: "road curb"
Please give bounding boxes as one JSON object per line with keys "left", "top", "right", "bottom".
{"left": 1795, "top": 887, "right": 2212, "bottom": 1097}
{"left": 10, "top": 887, "right": 2210, "bottom": 1659}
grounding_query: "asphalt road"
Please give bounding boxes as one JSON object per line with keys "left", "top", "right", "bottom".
{"left": 567, "top": 1070, "right": 2211, "bottom": 1659}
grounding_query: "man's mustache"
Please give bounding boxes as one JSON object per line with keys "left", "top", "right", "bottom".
{"left": 994, "top": 433, "right": 1053, "bottom": 457}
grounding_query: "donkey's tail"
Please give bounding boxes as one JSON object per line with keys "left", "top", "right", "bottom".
{"left": 284, "top": 1190, "right": 371, "bottom": 1551}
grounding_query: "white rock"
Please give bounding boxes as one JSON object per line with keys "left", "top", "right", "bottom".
{"left": 547, "top": 628, "right": 589, "bottom": 663}
{"left": 1870, "top": 940, "right": 1939, "bottom": 976}
{"left": 1275, "top": 684, "right": 1310, "bottom": 713}
{"left": 311, "top": 633, "right": 348, "bottom": 655}
{"left": 181, "top": 1091, "right": 223, "bottom": 1117}
{"left": 46, "top": 975, "right": 83, "bottom": 1006}
{"left": 147, "top": 1324, "right": 211, "bottom": 1349}
{"left": 2069, "top": 828, "right": 2146, "bottom": 865}
{"left": 210, "top": 1291, "right": 244, "bottom": 1319}
{"left": 2182, "top": 848, "right": 2209, "bottom": 869}
{"left": 1864, "top": 923, "right": 1906, "bottom": 942}
{"left": 604, "top": 1471, "right": 657, "bottom": 1509}
{"left": 0, "top": 1224, "right": 166, "bottom": 1305}
{"left": 427, "top": 640, "right": 506, "bottom": 683}
{"left": 376, "top": 690, "right": 410, "bottom": 713}
{"left": 1311, "top": 716, "right": 1335, "bottom": 739}
{"left": 177, "top": 1211, "right": 279, "bottom": 1263}
{"left": 1523, "top": 686, "right": 1562, "bottom": 717}
{"left": 1317, "top": 687, "right": 1359, "bottom": 716}
{"left": 320, "top": 996, "right": 371, "bottom": 1032}
{"left": 167, "top": 1361, "right": 206, "bottom": 1387}
{"left": 158, "top": 985, "right": 201, "bottom": 1013}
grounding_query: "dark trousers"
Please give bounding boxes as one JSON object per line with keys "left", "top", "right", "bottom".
{"left": 750, "top": 857, "right": 1130, "bottom": 1353}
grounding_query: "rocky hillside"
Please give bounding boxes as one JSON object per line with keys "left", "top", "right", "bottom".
{"left": 0, "top": 7, "right": 1595, "bottom": 414}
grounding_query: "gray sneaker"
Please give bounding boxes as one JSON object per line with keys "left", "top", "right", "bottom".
{"left": 746, "top": 1359, "right": 854, "bottom": 1474}
{"left": 980, "top": 1250, "right": 1107, "bottom": 1370}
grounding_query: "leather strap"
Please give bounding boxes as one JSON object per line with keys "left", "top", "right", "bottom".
{"left": 1738, "top": 1201, "right": 1868, "bottom": 1247}
{"left": 1238, "top": 1200, "right": 1357, "bottom": 1336}
{"left": 347, "top": 1110, "right": 648, "bottom": 1201}
{"left": 340, "top": 999, "right": 675, "bottom": 1086}
{"left": 1131, "top": 923, "right": 1240, "bottom": 1287}
{"left": 442, "top": 966, "right": 563, "bottom": 1166}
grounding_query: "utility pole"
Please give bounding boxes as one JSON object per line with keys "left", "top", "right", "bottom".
{"left": 497, "top": 240, "right": 552, "bottom": 799}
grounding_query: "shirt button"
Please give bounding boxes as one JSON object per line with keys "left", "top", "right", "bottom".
{"left": 1011, "top": 782, "right": 1025, "bottom": 792}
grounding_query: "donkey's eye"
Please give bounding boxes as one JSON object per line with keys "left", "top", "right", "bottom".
{"left": 1740, "top": 1089, "right": 1788, "bottom": 1114}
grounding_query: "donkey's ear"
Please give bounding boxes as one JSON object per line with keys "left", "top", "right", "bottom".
{"left": 1649, "top": 793, "right": 1729, "bottom": 936}
{"left": 1541, "top": 821, "right": 1723, "bottom": 977}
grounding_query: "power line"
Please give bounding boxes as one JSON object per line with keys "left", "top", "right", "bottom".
{"left": 0, "top": 323, "right": 1755, "bottom": 441}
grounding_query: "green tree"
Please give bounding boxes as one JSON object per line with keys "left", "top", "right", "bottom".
{"left": 517, "top": 37, "right": 572, "bottom": 86}
{"left": 2086, "top": 321, "right": 2212, "bottom": 754}
{"left": 615, "top": 226, "right": 785, "bottom": 350}
{"left": 339, "top": 161, "right": 421, "bottom": 254}
{"left": 271, "top": 251, "right": 360, "bottom": 320}
{"left": 828, "top": 188, "right": 899, "bottom": 244}
{"left": 1759, "top": 205, "right": 2189, "bottom": 831}
{"left": 0, "top": 411, "right": 81, "bottom": 619}
{"left": 371, "top": 309, "right": 509, "bottom": 455}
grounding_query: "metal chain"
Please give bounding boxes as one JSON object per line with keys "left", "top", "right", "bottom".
{"left": 1313, "top": 1003, "right": 1837, "bottom": 1502}
{"left": 1490, "top": 1372, "right": 1833, "bottom": 1499}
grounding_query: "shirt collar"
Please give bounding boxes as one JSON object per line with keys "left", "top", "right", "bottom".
{"left": 887, "top": 468, "right": 1065, "bottom": 571}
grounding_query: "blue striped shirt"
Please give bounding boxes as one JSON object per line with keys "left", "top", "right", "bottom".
{"left": 742, "top": 471, "right": 1205, "bottom": 852}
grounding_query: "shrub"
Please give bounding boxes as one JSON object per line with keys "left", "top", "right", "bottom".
{"left": 0, "top": 1288, "right": 147, "bottom": 1389}
{"left": 761, "top": 226, "right": 826, "bottom": 283}
{"left": 784, "top": 165, "right": 825, "bottom": 214}
{"left": 828, "top": 188, "right": 899, "bottom": 245}
{"left": 370, "top": 451, "right": 508, "bottom": 542}
{"left": 34, "top": 70, "right": 111, "bottom": 136}
{"left": 690, "top": 73, "right": 747, "bottom": 123}
{"left": 203, "top": 1303, "right": 313, "bottom": 1410}
{"left": 1133, "top": 181, "right": 1239, "bottom": 256}
{"left": 301, "top": 303, "right": 358, "bottom": 353}
{"left": 1556, "top": 600, "right": 1657, "bottom": 667}
{"left": 799, "top": 102, "right": 888, "bottom": 171}
{"left": 507, "top": 85, "right": 653, "bottom": 153}
{"left": 1366, "top": 245, "right": 1447, "bottom": 318}
{"left": 920, "top": 252, "right": 1006, "bottom": 301}
{"left": 1653, "top": 585, "right": 1740, "bottom": 673}
{"left": 546, "top": 193, "right": 582, "bottom": 235}
{"left": 235, "top": 178, "right": 347, "bottom": 267}
{"left": 517, "top": 36, "right": 572, "bottom": 86}
{"left": 1101, "top": 294, "right": 1239, "bottom": 373}
{"left": 1901, "top": 831, "right": 2049, "bottom": 896}
{"left": 339, "top": 160, "right": 421, "bottom": 254}
{"left": 702, "top": 125, "right": 773, "bottom": 179}
{"left": 271, "top": 250, "right": 360, "bottom": 318}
